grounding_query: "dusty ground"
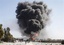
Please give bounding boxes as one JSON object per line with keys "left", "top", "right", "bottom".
{"left": 0, "top": 42, "right": 61, "bottom": 45}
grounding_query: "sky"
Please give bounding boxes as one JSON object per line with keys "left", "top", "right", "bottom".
{"left": 0, "top": 0, "right": 64, "bottom": 39}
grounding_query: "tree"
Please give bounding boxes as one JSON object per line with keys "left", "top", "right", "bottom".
{"left": 2, "top": 27, "right": 14, "bottom": 42}
{"left": 61, "top": 40, "right": 64, "bottom": 44}
{"left": 0, "top": 24, "right": 4, "bottom": 40}
{"left": 7, "top": 27, "right": 10, "bottom": 32}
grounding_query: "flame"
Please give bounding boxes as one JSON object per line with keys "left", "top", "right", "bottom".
{"left": 32, "top": 38, "right": 35, "bottom": 40}
{"left": 30, "top": 33, "right": 39, "bottom": 40}
{"left": 34, "top": 33, "right": 39, "bottom": 37}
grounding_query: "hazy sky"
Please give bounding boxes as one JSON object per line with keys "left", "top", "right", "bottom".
{"left": 0, "top": 0, "right": 64, "bottom": 39}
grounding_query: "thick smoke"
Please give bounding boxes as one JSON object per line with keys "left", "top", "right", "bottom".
{"left": 16, "top": 1, "right": 50, "bottom": 35}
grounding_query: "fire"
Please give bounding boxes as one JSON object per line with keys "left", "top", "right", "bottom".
{"left": 34, "top": 33, "right": 39, "bottom": 37}
{"left": 30, "top": 33, "right": 39, "bottom": 40}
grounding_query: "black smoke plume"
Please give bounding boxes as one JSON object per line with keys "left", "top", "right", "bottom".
{"left": 16, "top": 1, "right": 51, "bottom": 35}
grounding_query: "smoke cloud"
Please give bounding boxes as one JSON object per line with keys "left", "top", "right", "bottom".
{"left": 16, "top": 1, "right": 51, "bottom": 36}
